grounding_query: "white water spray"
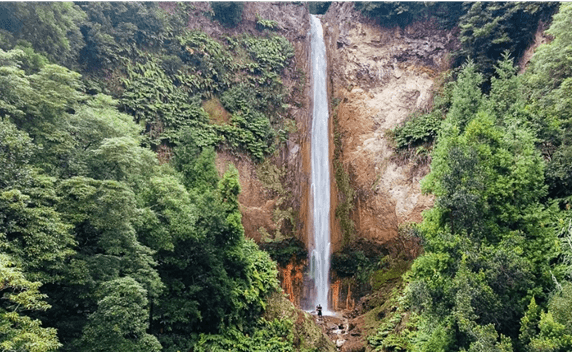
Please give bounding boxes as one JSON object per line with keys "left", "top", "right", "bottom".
{"left": 309, "top": 14, "right": 331, "bottom": 315}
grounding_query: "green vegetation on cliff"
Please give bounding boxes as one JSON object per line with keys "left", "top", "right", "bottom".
{"left": 3, "top": 2, "right": 572, "bottom": 352}
{"left": 358, "top": 2, "right": 557, "bottom": 88}
{"left": 0, "top": 2, "right": 313, "bottom": 351}
{"left": 363, "top": 3, "right": 572, "bottom": 352}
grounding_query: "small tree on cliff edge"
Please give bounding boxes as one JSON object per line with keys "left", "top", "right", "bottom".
{"left": 210, "top": 2, "right": 243, "bottom": 28}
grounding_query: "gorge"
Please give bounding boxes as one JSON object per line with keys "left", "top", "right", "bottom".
{"left": 1, "top": 2, "right": 571, "bottom": 352}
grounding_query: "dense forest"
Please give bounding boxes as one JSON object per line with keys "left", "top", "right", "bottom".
{"left": 360, "top": 2, "right": 572, "bottom": 352}
{"left": 0, "top": 2, "right": 571, "bottom": 352}
{"left": 0, "top": 2, "right": 308, "bottom": 351}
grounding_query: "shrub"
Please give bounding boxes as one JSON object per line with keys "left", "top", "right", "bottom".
{"left": 210, "top": 2, "right": 244, "bottom": 28}
{"left": 392, "top": 110, "right": 443, "bottom": 150}
{"left": 255, "top": 14, "right": 279, "bottom": 31}
{"left": 331, "top": 246, "right": 382, "bottom": 284}
{"left": 259, "top": 238, "right": 306, "bottom": 267}
{"left": 220, "top": 83, "right": 261, "bottom": 113}
{"left": 308, "top": 2, "right": 332, "bottom": 15}
{"left": 243, "top": 35, "right": 294, "bottom": 73}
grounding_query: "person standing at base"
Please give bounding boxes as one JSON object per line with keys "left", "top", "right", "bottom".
{"left": 317, "top": 304, "right": 322, "bottom": 317}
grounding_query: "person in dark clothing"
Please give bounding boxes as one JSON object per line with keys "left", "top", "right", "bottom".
{"left": 316, "top": 304, "right": 322, "bottom": 317}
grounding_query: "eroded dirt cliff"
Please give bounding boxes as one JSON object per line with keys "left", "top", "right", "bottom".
{"left": 191, "top": 2, "right": 314, "bottom": 307}
{"left": 323, "top": 3, "right": 458, "bottom": 253}
{"left": 190, "top": 2, "right": 312, "bottom": 248}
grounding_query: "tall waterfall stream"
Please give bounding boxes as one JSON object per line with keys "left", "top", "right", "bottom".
{"left": 309, "top": 14, "right": 332, "bottom": 315}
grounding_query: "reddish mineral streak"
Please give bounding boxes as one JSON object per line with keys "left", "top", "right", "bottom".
{"left": 279, "top": 262, "right": 305, "bottom": 306}
{"left": 346, "top": 282, "right": 355, "bottom": 310}
{"left": 327, "top": 279, "right": 356, "bottom": 311}
{"left": 330, "top": 280, "right": 340, "bottom": 311}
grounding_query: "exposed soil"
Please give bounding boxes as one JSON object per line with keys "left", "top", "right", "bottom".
{"left": 518, "top": 20, "right": 552, "bottom": 74}
{"left": 322, "top": 3, "right": 458, "bottom": 253}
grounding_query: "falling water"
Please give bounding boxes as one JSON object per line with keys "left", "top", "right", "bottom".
{"left": 309, "top": 14, "right": 331, "bottom": 315}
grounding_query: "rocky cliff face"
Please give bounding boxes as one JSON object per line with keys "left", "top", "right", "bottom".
{"left": 193, "top": 2, "right": 312, "bottom": 248}
{"left": 200, "top": 2, "right": 459, "bottom": 311}
{"left": 322, "top": 3, "right": 458, "bottom": 254}
{"left": 194, "top": 2, "right": 313, "bottom": 307}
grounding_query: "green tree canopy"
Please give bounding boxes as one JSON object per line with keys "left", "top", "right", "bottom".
{"left": 0, "top": 254, "right": 61, "bottom": 352}
{"left": 0, "top": 3, "right": 85, "bottom": 68}
{"left": 409, "top": 57, "right": 557, "bottom": 351}
{"left": 79, "top": 277, "right": 161, "bottom": 352}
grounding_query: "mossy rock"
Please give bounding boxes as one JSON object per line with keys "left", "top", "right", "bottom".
{"left": 264, "top": 291, "right": 337, "bottom": 352}
{"left": 371, "top": 260, "right": 410, "bottom": 291}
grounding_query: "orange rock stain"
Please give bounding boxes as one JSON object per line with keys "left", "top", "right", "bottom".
{"left": 279, "top": 262, "right": 305, "bottom": 306}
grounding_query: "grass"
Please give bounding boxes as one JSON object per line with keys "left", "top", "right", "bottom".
{"left": 371, "top": 260, "right": 411, "bottom": 291}
{"left": 202, "top": 97, "right": 231, "bottom": 125}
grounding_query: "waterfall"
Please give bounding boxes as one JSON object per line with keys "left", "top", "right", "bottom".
{"left": 309, "top": 14, "right": 331, "bottom": 315}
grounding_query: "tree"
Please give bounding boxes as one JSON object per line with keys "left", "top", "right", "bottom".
{"left": 0, "top": 187, "right": 75, "bottom": 283}
{"left": 43, "top": 177, "right": 162, "bottom": 349}
{"left": 523, "top": 4, "right": 572, "bottom": 199}
{"left": 79, "top": 277, "right": 161, "bottom": 352}
{"left": 0, "top": 119, "right": 35, "bottom": 189}
{"left": 135, "top": 170, "right": 198, "bottom": 252}
{"left": 0, "top": 6, "right": 296, "bottom": 351}
{"left": 0, "top": 3, "right": 85, "bottom": 68}
{"left": 77, "top": 2, "right": 166, "bottom": 70}
{"left": 0, "top": 120, "right": 75, "bottom": 284}
{"left": 409, "top": 58, "right": 555, "bottom": 351}
{"left": 56, "top": 177, "right": 161, "bottom": 295}
{"left": 210, "top": 2, "right": 244, "bottom": 28}
{"left": 150, "top": 165, "right": 279, "bottom": 351}
{"left": 0, "top": 48, "right": 86, "bottom": 176}
{"left": 520, "top": 219, "right": 572, "bottom": 351}
{"left": 456, "top": 2, "right": 557, "bottom": 88}
{"left": 525, "top": 3, "right": 572, "bottom": 96}
{"left": 0, "top": 254, "right": 61, "bottom": 352}
{"left": 172, "top": 135, "right": 219, "bottom": 192}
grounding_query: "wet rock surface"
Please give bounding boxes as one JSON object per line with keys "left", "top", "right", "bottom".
{"left": 312, "top": 311, "right": 366, "bottom": 352}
